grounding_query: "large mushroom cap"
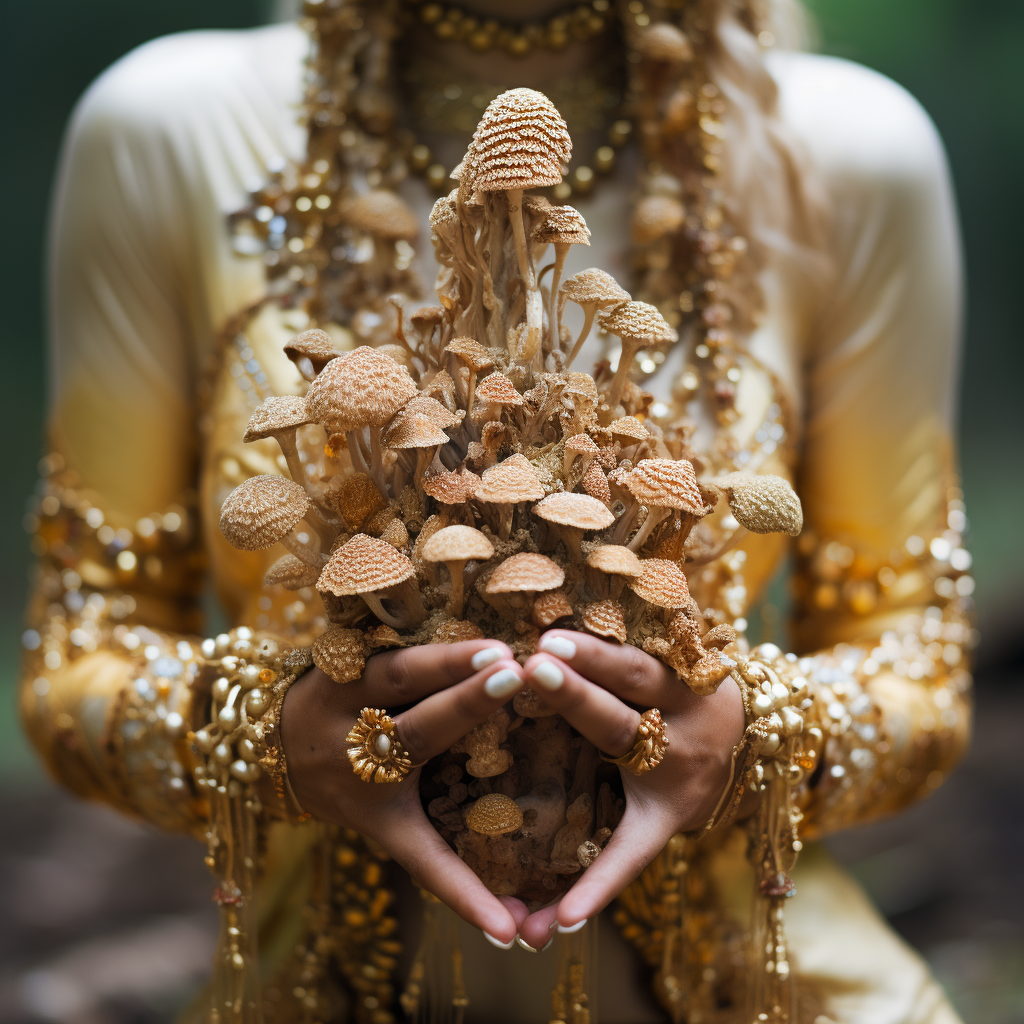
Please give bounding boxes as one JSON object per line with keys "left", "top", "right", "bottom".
{"left": 421, "top": 468, "right": 481, "bottom": 505}
{"left": 318, "top": 534, "right": 415, "bottom": 596}
{"left": 396, "top": 394, "right": 463, "bottom": 431}
{"left": 422, "top": 525, "right": 495, "bottom": 564}
{"left": 465, "top": 793, "right": 523, "bottom": 835}
{"left": 465, "top": 88, "right": 572, "bottom": 191}
{"left": 338, "top": 190, "right": 419, "bottom": 240}
{"left": 628, "top": 558, "right": 692, "bottom": 609}
{"left": 532, "top": 590, "right": 574, "bottom": 627}
{"left": 244, "top": 395, "right": 312, "bottom": 443}
{"left": 381, "top": 413, "right": 450, "bottom": 450}
{"left": 714, "top": 473, "right": 803, "bottom": 536}
{"left": 283, "top": 329, "right": 341, "bottom": 373}
{"left": 625, "top": 458, "right": 706, "bottom": 515}
{"left": 562, "top": 373, "right": 599, "bottom": 402}
{"left": 306, "top": 346, "right": 418, "bottom": 434}
{"left": 586, "top": 544, "right": 644, "bottom": 578}
{"left": 445, "top": 337, "right": 495, "bottom": 373}
{"left": 475, "top": 454, "right": 544, "bottom": 504}
{"left": 599, "top": 300, "right": 678, "bottom": 345}
{"left": 560, "top": 268, "right": 630, "bottom": 308}
{"left": 219, "top": 475, "right": 311, "bottom": 551}
{"left": 609, "top": 416, "right": 651, "bottom": 444}
{"left": 485, "top": 552, "right": 565, "bottom": 594}
{"left": 532, "top": 205, "right": 591, "bottom": 246}
{"left": 582, "top": 599, "right": 627, "bottom": 642}
{"left": 264, "top": 553, "right": 321, "bottom": 589}
{"left": 312, "top": 625, "right": 367, "bottom": 684}
{"left": 533, "top": 492, "right": 615, "bottom": 531}
{"left": 476, "top": 371, "right": 524, "bottom": 407}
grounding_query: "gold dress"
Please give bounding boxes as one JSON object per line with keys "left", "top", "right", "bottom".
{"left": 22, "top": 14, "right": 972, "bottom": 1024}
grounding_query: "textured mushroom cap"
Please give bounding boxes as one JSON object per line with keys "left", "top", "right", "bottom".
{"left": 625, "top": 459, "right": 706, "bottom": 514}
{"left": 476, "top": 454, "right": 544, "bottom": 504}
{"left": 422, "top": 525, "right": 495, "bottom": 564}
{"left": 532, "top": 205, "right": 591, "bottom": 246}
{"left": 367, "top": 624, "right": 404, "bottom": 648}
{"left": 465, "top": 88, "right": 571, "bottom": 191}
{"left": 421, "top": 468, "right": 481, "bottom": 504}
{"left": 609, "top": 415, "right": 650, "bottom": 443}
{"left": 562, "top": 373, "right": 599, "bottom": 401}
{"left": 635, "top": 22, "right": 694, "bottom": 62}
{"left": 533, "top": 492, "right": 615, "bottom": 531}
{"left": 426, "top": 369, "right": 457, "bottom": 408}
{"left": 322, "top": 473, "right": 386, "bottom": 531}
{"left": 582, "top": 460, "right": 613, "bottom": 505}
{"left": 429, "top": 192, "right": 458, "bottom": 230}
{"left": 485, "top": 552, "right": 565, "bottom": 594}
{"left": 338, "top": 190, "right": 419, "bottom": 239}
{"left": 560, "top": 267, "right": 631, "bottom": 308}
{"left": 283, "top": 328, "right": 341, "bottom": 371}
{"left": 714, "top": 473, "right": 803, "bottom": 536}
{"left": 381, "top": 412, "right": 450, "bottom": 450}
{"left": 565, "top": 433, "right": 600, "bottom": 456}
{"left": 446, "top": 337, "right": 495, "bottom": 373}
{"left": 599, "top": 300, "right": 678, "bottom": 345}
{"left": 306, "top": 346, "right": 418, "bottom": 433}
{"left": 220, "top": 475, "right": 311, "bottom": 551}
{"left": 318, "top": 534, "right": 415, "bottom": 596}
{"left": 582, "top": 599, "right": 627, "bottom": 642}
{"left": 476, "top": 371, "right": 524, "bottom": 407}
{"left": 532, "top": 590, "right": 574, "bottom": 627}
{"left": 312, "top": 626, "right": 367, "bottom": 684}
{"left": 465, "top": 793, "right": 523, "bottom": 835}
{"left": 631, "top": 195, "right": 685, "bottom": 245}
{"left": 411, "top": 305, "right": 445, "bottom": 330}
{"left": 432, "top": 619, "right": 486, "bottom": 643}
{"left": 398, "top": 394, "right": 463, "bottom": 430}
{"left": 264, "top": 554, "right": 321, "bottom": 590}
{"left": 244, "top": 395, "right": 312, "bottom": 443}
{"left": 628, "top": 558, "right": 692, "bottom": 608}
{"left": 523, "top": 194, "right": 554, "bottom": 215}
{"left": 586, "top": 544, "right": 644, "bottom": 578}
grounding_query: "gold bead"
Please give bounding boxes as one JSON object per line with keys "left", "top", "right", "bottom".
{"left": 425, "top": 163, "right": 449, "bottom": 190}
{"left": 552, "top": 181, "right": 572, "bottom": 201}
{"left": 594, "top": 145, "right": 615, "bottom": 173}
{"left": 420, "top": 3, "right": 443, "bottom": 24}
{"left": 435, "top": 20, "right": 457, "bottom": 39}
{"left": 507, "top": 34, "right": 530, "bottom": 56}
{"left": 410, "top": 144, "right": 431, "bottom": 171}
{"left": 609, "top": 119, "right": 632, "bottom": 146}
{"left": 572, "top": 166, "right": 595, "bottom": 194}
{"left": 468, "top": 28, "right": 493, "bottom": 50}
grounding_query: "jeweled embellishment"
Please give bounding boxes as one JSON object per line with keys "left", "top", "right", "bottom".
{"left": 347, "top": 708, "right": 413, "bottom": 783}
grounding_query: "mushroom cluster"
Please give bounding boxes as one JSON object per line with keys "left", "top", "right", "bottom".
{"left": 218, "top": 90, "right": 803, "bottom": 902}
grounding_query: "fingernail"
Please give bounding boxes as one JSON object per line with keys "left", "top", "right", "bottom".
{"left": 538, "top": 635, "right": 576, "bottom": 660}
{"left": 531, "top": 661, "right": 564, "bottom": 691}
{"left": 483, "top": 931, "right": 515, "bottom": 950}
{"left": 484, "top": 668, "right": 523, "bottom": 699}
{"left": 556, "top": 919, "right": 587, "bottom": 934}
{"left": 515, "top": 936, "right": 553, "bottom": 953}
{"left": 472, "top": 647, "right": 503, "bottom": 670}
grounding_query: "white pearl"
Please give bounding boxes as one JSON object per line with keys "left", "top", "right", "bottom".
{"left": 766, "top": 712, "right": 783, "bottom": 734}
{"left": 215, "top": 633, "right": 231, "bottom": 655}
{"left": 240, "top": 664, "right": 261, "bottom": 687}
{"left": 218, "top": 704, "right": 238, "bottom": 726}
{"left": 212, "top": 676, "right": 231, "bottom": 700}
{"left": 771, "top": 681, "right": 790, "bottom": 707}
{"left": 753, "top": 693, "right": 774, "bottom": 717}
{"left": 761, "top": 733, "right": 781, "bottom": 756}
{"left": 214, "top": 742, "right": 232, "bottom": 765}
{"left": 755, "top": 643, "right": 781, "bottom": 662}
{"left": 780, "top": 706, "right": 803, "bottom": 736}
{"left": 373, "top": 733, "right": 392, "bottom": 757}
{"left": 201, "top": 638, "right": 217, "bottom": 658}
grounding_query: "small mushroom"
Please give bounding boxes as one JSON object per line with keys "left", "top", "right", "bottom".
{"left": 421, "top": 525, "right": 495, "bottom": 618}
{"left": 474, "top": 371, "right": 524, "bottom": 423}
{"left": 531, "top": 590, "right": 574, "bottom": 629}
{"left": 283, "top": 328, "right": 341, "bottom": 382}
{"left": 532, "top": 205, "right": 591, "bottom": 352}
{"left": 620, "top": 457, "right": 709, "bottom": 552}
{"left": 337, "top": 190, "right": 419, "bottom": 281}
{"left": 635, "top": 22, "right": 694, "bottom": 63}
{"left": 445, "top": 337, "right": 494, "bottom": 414}
{"left": 219, "top": 475, "right": 322, "bottom": 566}
{"left": 581, "top": 599, "right": 627, "bottom": 643}
{"left": 581, "top": 459, "right": 612, "bottom": 506}
{"left": 598, "top": 301, "right": 678, "bottom": 409}
{"left": 263, "top": 553, "right": 321, "bottom": 591}
{"left": 484, "top": 552, "right": 565, "bottom": 620}
{"left": 532, "top": 491, "right": 615, "bottom": 560}
{"left": 244, "top": 396, "right": 314, "bottom": 489}
{"left": 628, "top": 558, "right": 693, "bottom": 610}
{"left": 711, "top": 473, "right": 803, "bottom": 536}
{"left": 465, "top": 792, "right": 523, "bottom": 835}
{"left": 474, "top": 454, "right": 544, "bottom": 539}
{"left": 559, "top": 268, "right": 631, "bottom": 367}
{"left": 563, "top": 432, "right": 600, "bottom": 481}
{"left": 631, "top": 195, "right": 685, "bottom": 246}
{"left": 381, "top": 412, "right": 450, "bottom": 488}
{"left": 312, "top": 625, "right": 367, "bottom": 684}
{"left": 585, "top": 543, "right": 644, "bottom": 599}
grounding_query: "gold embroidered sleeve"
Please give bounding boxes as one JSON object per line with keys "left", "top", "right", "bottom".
{"left": 789, "top": 483, "right": 974, "bottom": 838}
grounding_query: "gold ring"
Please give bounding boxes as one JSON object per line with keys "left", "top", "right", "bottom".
{"left": 347, "top": 708, "right": 414, "bottom": 783}
{"left": 600, "top": 708, "right": 669, "bottom": 776}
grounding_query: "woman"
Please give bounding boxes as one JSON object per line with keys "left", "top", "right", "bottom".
{"left": 22, "top": 0, "right": 972, "bottom": 1020}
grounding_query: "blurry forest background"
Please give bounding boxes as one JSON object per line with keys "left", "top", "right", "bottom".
{"left": 1, "top": 1, "right": 1021, "bottom": 1022}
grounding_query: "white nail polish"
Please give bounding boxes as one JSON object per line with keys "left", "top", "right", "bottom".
{"left": 483, "top": 931, "right": 515, "bottom": 950}
{"left": 531, "top": 661, "right": 564, "bottom": 691}
{"left": 556, "top": 919, "right": 587, "bottom": 934}
{"left": 538, "top": 635, "right": 576, "bottom": 660}
{"left": 515, "top": 936, "right": 552, "bottom": 953}
{"left": 484, "top": 668, "right": 523, "bottom": 699}
{"left": 471, "top": 647, "right": 503, "bottom": 670}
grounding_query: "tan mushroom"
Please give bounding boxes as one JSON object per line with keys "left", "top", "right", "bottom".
{"left": 397, "top": 394, "right": 464, "bottom": 431}
{"left": 263, "top": 553, "right": 321, "bottom": 591}
{"left": 635, "top": 22, "right": 694, "bottom": 63}
{"left": 586, "top": 543, "right": 644, "bottom": 598}
{"left": 243, "top": 395, "right": 314, "bottom": 492}
{"left": 474, "top": 370, "right": 524, "bottom": 423}
{"left": 711, "top": 473, "right": 803, "bottom": 536}
{"left": 452, "top": 709, "right": 513, "bottom": 777}
{"left": 532, "top": 205, "right": 591, "bottom": 351}
{"left": 312, "top": 625, "right": 367, "bottom": 684}
{"left": 559, "top": 268, "right": 631, "bottom": 367}
{"left": 581, "top": 459, "right": 612, "bottom": 506}
{"left": 306, "top": 346, "right": 417, "bottom": 491}
{"left": 321, "top": 472, "right": 386, "bottom": 532}
{"left": 621, "top": 457, "right": 708, "bottom": 552}
{"left": 421, "top": 525, "right": 495, "bottom": 617}
{"left": 628, "top": 558, "right": 692, "bottom": 610}
{"left": 318, "top": 533, "right": 425, "bottom": 628}
{"left": 426, "top": 368, "right": 458, "bottom": 411}
{"left": 421, "top": 467, "right": 481, "bottom": 510}
{"left": 631, "top": 195, "right": 685, "bottom": 246}
{"left": 598, "top": 301, "right": 678, "bottom": 408}
{"left": 531, "top": 590, "right": 574, "bottom": 629}
{"left": 219, "top": 475, "right": 321, "bottom": 565}
{"left": 484, "top": 552, "right": 565, "bottom": 619}
{"left": 381, "top": 412, "right": 451, "bottom": 487}
{"left": 283, "top": 328, "right": 341, "bottom": 382}
{"left": 432, "top": 618, "right": 487, "bottom": 644}
{"left": 582, "top": 599, "right": 627, "bottom": 643}
{"left": 474, "top": 454, "right": 544, "bottom": 539}
{"left": 465, "top": 793, "right": 523, "bottom": 835}
{"left": 465, "top": 88, "right": 571, "bottom": 362}
{"left": 445, "top": 337, "right": 494, "bottom": 414}
{"left": 532, "top": 491, "right": 615, "bottom": 560}
{"left": 609, "top": 415, "right": 652, "bottom": 460}
{"left": 563, "top": 432, "right": 600, "bottom": 481}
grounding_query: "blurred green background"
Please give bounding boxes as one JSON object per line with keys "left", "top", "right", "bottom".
{"left": 0, "top": 2, "right": 1021, "bottom": 1022}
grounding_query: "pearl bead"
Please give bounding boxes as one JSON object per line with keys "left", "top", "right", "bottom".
{"left": 373, "top": 732, "right": 392, "bottom": 757}
{"left": 761, "top": 733, "right": 780, "bottom": 756}
{"left": 752, "top": 693, "right": 773, "bottom": 717}
{"left": 780, "top": 706, "right": 803, "bottom": 736}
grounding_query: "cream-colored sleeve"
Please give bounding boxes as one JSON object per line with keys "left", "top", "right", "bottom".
{"left": 771, "top": 55, "right": 972, "bottom": 835}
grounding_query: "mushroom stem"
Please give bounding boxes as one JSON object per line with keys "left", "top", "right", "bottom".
{"left": 548, "top": 243, "right": 569, "bottom": 354}
{"left": 566, "top": 303, "right": 597, "bottom": 367}
{"left": 497, "top": 504, "right": 514, "bottom": 541}
{"left": 345, "top": 430, "right": 371, "bottom": 479}
{"left": 608, "top": 339, "right": 640, "bottom": 408}
{"left": 552, "top": 525, "right": 584, "bottom": 562}
{"left": 368, "top": 426, "right": 387, "bottom": 495}
{"left": 627, "top": 507, "right": 671, "bottom": 553}
{"left": 506, "top": 188, "right": 542, "bottom": 364}
{"left": 359, "top": 592, "right": 406, "bottom": 630}
{"left": 445, "top": 559, "right": 468, "bottom": 618}
{"left": 280, "top": 527, "right": 327, "bottom": 569}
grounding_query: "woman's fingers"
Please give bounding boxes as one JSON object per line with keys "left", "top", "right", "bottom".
{"left": 350, "top": 640, "right": 513, "bottom": 708}
{"left": 521, "top": 654, "right": 640, "bottom": 758}
{"left": 536, "top": 631, "right": 682, "bottom": 706}
{"left": 393, "top": 659, "right": 524, "bottom": 764}
{"left": 375, "top": 803, "right": 519, "bottom": 942}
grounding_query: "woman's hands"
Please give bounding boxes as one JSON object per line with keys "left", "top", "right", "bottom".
{"left": 280, "top": 640, "right": 528, "bottom": 944}
{"left": 514, "top": 631, "right": 745, "bottom": 951}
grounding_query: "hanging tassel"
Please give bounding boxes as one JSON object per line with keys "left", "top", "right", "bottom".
{"left": 549, "top": 919, "right": 597, "bottom": 1024}
{"left": 401, "top": 892, "right": 468, "bottom": 1024}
